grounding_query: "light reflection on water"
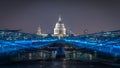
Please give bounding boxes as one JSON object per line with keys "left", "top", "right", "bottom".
{"left": 0, "top": 61, "right": 118, "bottom": 68}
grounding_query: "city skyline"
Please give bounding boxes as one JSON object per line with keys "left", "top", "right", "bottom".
{"left": 0, "top": 0, "right": 120, "bottom": 34}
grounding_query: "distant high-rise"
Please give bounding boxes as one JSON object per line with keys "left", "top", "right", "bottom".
{"left": 54, "top": 16, "right": 66, "bottom": 35}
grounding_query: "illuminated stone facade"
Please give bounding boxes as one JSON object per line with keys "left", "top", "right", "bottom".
{"left": 54, "top": 16, "right": 66, "bottom": 36}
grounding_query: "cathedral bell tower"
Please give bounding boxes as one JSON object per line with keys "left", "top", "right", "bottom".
{"left": 36, "top": 26, "right": 42, "bottom": 35}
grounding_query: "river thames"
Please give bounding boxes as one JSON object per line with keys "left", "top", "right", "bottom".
{"left": 0, "top": 60, "right": 119, "bottom": 68}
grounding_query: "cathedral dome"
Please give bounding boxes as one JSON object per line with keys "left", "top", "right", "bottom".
{"left": 54, "top": 16, "right": 66, "bottom": 35}
{"left": 55, "top": 23, "right": 65, "bottom": 28}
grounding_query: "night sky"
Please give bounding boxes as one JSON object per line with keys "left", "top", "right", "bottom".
{"left": 0, "top": 0, "right": 120, "bottom": 35}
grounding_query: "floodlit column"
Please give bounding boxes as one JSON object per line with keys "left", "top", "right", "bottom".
{"left": 89, "top": 54, "right": 92, "bottom": 61}
{"left": 43, "top": 51, "right": 46, "bottom": 59}
{"left": 73, "top": 51, "right": 76, "bottom": 59}
{"left": 52, "top": 51, "right": 55, "bottom": 58}
{"left": 29, "top": 53, "right": 32, "bottom": 60}
{"left": 40, "top": 51, "right": 43, "bottom": 59}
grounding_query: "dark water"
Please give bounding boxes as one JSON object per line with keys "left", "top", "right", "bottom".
{"left": 0, "top": 61, "right": 119, "bottom": 68}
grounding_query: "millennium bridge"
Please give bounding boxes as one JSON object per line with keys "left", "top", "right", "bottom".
{"left": 0, "top": 30, "right": 120, "bottom": 65}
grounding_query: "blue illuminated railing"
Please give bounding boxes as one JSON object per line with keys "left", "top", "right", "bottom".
{"left": 63, "top": 38, "right": 120, "bottom": 57}
{"left": 0, "top": 39, "right": 57, "bottom": 54}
